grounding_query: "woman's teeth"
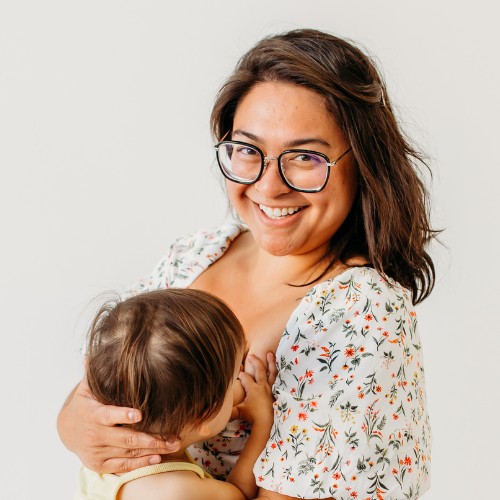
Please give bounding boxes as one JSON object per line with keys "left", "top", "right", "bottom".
{"left": 259, "top": 204, "right": 301, "bottom": 219}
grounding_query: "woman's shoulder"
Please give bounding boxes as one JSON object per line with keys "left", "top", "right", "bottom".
{"left": 169, "top": 223, "right": 247, "bottom": 255}
{"left": 278, "top": 265, "right": 420, "bottom": 377}
{"left": 292, "top": 266, "right": 415, "bottom": 328}
{"left": 307, "top": 266, "right": 412, "bottom": 305}
{"left": 124, "top": 223, "right": 247, "bottom": 296}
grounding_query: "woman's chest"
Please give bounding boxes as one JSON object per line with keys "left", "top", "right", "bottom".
{"left": 191, "top": 266, "right": 304, "bottom": 368}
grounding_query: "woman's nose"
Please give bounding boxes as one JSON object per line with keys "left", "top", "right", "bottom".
{"left": 254, "top": 158, "right": 291, "bottom": 197}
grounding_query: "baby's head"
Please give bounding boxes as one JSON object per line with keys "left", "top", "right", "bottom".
{"left": 86, "top": 288, "right": 245, "bottom": 443}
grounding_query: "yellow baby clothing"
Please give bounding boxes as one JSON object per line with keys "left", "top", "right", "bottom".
{"left": 74, "top": 453, "right": 211, "bottom": 500}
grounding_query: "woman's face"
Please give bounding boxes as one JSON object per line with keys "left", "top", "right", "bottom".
{"left": 227, "top": 82, "right": 358, "bottom": 257}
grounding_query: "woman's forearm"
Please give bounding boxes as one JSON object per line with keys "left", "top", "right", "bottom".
{"left": 226, "top": 421, "right": 271, "bottom": 500}
{"left": 57, "top": 383, "right": 79, "bottom": 451}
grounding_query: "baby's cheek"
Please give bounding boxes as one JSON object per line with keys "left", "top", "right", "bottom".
{"left": 233, "top": 379, "right": 245, "bottom": 406}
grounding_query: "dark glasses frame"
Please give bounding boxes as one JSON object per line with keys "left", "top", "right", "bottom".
{"left": 215, "top": 140, "right": 352, "bottom": 193}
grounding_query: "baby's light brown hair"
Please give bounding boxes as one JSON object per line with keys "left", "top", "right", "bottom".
{"left": 86, "top": 289, "right": 245, "bottom": 441}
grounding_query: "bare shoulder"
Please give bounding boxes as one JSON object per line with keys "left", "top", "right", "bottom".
{"left": 118, "top": 471, "right": 245, "bottom": 500}
{"left": 118, "top": 470, "right": 202, "bottom": 500}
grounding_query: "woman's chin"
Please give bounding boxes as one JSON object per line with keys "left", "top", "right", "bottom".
{"left": 253, "top": 233, "right": 303, "bottom": 257}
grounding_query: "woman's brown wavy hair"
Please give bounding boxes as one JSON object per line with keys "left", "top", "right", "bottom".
{"left": 211, "top": 29, "right": 439, "bottom": 304}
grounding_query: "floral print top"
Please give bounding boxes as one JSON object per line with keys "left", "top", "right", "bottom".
{"left": 125, "top": 223, "right": 432, "bottom": 500}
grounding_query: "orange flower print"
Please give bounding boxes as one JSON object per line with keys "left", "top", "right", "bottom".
{"left": 141, "top": 230, "right": 431, "bottom": 495}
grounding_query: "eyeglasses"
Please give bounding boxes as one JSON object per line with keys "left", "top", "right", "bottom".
{"left": 214, "top": 139, "right": 352, "bottom": 193}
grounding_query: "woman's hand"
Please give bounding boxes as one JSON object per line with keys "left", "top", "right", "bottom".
{"left": 57, "top": 377, "right": 180, "bottom": 474}
{"left": 234, "top": 352, "right": 277, "bottom": 426}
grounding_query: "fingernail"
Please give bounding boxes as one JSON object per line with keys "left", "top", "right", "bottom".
{"left": 149, "top": 456, "right": 161, "bottom": 465}
{"left": 165, "top": 440, "right": 179, "bottom": 451}
{"left": 128, "top": 410, "right": 139, "bottom": 422}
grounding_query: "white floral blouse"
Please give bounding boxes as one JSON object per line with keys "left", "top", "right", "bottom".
{"left": 125, "top": 223, "right": 432, "bottom": 500}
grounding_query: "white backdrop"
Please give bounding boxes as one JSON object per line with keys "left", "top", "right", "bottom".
{"left": 1, "top": 1, "right": 499, "bottom": 498}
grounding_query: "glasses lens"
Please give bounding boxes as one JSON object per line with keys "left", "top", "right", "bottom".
{"left": 281, "top": 152, "right": 328, "bottom": 191}
{"left": 217, "top": 143, "right": 262, "bottom": 182}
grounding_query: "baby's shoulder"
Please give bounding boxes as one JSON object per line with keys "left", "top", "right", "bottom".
{"left": 118, "top": 470, "right": 207, "bottom": 500}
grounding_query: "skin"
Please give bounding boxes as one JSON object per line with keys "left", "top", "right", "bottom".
{"left": 118, "top": 355, "right": 277, "bottom": 500}
{"left": 57, "top": 82, "right": 360, "bottom": 499}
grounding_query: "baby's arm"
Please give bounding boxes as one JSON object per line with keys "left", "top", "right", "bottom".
{"left": 226, "top": 353, "right": 277, "bottom": 500}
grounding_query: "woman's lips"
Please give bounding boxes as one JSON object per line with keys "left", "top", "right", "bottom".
{"left": 253, "top": 201, "right": 306, "bottom": 226}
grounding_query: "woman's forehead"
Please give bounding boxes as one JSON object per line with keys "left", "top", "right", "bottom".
{"left": 232, "top": 82, "right": 342, "bottom": 148}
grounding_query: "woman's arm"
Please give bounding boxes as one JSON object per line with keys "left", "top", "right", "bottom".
{"left": 254, "top": 270, "right": 432, "bottom": 498}
{"left": 57, "top": 377, "right": 178, "bottom": 473}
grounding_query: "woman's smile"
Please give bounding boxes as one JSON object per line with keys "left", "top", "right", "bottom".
{"left": 252, "top": 200, "right": 306, "bottom": 227}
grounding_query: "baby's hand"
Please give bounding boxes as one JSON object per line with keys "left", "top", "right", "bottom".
{"left": 235, "top": 353, "right": 277, "bottom": 426}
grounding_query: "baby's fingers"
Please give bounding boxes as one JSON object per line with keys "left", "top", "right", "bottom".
{"left": 238, "top": 371, "right": 255, "bottom": 393}
{"left": 247, "top": 354, "right": 268, "bottom": 386}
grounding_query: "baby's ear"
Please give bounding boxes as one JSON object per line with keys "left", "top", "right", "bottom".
{"left": 195, "top": 421, "right": 211, "bottom": 437}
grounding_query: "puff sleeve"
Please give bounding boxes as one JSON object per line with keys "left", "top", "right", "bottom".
{"left": 254, "top": 268, "right": 432, "bottom": 499}
{"left": 123, "top": 223, "right": 245, "bottom": 297}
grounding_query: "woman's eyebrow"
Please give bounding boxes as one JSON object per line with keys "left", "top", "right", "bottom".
{"left": 232, "top": 129, "right": 331, "bottom": 148}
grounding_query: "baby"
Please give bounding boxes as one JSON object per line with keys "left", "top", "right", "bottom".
{"left": 74, "top": 288, "right": 275, "bottom": 500}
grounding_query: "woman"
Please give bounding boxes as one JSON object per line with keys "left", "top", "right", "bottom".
{"left": 58, "top": 29, "right": 434, "bottom": 499}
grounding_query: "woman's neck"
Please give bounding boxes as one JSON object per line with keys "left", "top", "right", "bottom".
{"left": 240, "top": 232, "right": 331, "bottom": 286}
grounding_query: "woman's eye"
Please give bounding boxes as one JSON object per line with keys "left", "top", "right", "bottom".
{"left": 293, "top": 154, "right": 313, "bottom": 162}
{"left": 236, "top": 146, "right": 258, "bottom": 156}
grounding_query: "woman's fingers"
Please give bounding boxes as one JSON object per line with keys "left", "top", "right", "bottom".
{"left": 94, "top": 403, "right": 142, "bottom": 427}
{"left": 106, "top": 426, "right": 180, "bottom": 453}
{"left": 267, "top": 352, "right": 278, "bottom": 386}
{"left": 99, "top": 455, "right": 163, "bottom": 474}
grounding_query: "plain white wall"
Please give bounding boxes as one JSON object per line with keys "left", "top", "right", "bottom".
{"left": 1, "top": 1, "right": 499, "bottom": 498}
